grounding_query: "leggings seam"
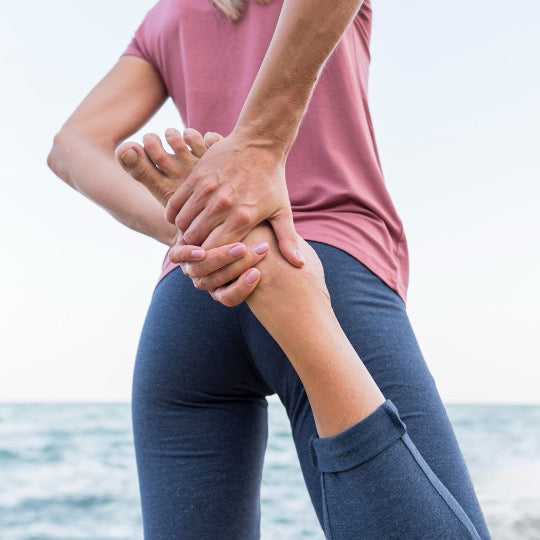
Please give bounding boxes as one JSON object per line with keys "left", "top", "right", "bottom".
{"left": 321, "top": 473, "right": 335, "bottom": 540}
{"left": 401, "top": 434, "right": 481, "bottom": 539}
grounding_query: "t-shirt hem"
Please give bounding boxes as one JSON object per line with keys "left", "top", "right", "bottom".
{"left": 153, "top": 230, "right": 408, "bottom": 306}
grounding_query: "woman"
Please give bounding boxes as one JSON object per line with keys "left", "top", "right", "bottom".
{"left": 47, "top": 0, "right": 491, "bottom": 538}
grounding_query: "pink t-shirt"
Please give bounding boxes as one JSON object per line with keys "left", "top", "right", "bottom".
{"left": 122, "top": 0, "right": 409, "bottom": 303}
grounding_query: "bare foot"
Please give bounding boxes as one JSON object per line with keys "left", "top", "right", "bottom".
{"left": 116, "top": 127, "right": 272, "bottom": 301}
{"left": 115, "top": 128, "right": 222, "bottom": 206}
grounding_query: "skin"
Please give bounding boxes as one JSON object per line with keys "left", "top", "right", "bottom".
{"left": 119, "top": 0, "right": 366, "bottom": 269}
{"left": 47, "top": 56, "right": 177, "bottom": 246}
{"left": 47, "top": 0, "right": 386, "bottom": 436}
{"left": 119, "top": 126, "right": 385, "bottom": 438}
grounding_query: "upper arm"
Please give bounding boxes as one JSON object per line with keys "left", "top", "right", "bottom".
{"left": 57, "top": 55, "right": 168, "bottom": 148}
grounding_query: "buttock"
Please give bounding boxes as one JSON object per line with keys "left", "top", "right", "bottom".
{"left": 133, "top": 267, "right": 273, "bottom": 405}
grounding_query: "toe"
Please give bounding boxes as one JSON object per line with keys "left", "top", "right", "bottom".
{"left": 116, "top": 143, "right": 140, "bottom": 168}
{"left": 183, "top": 127, "right": 207, "bottom": 158}
{"left": 165, "top": 128, "right": 198, "bottom": 167}
{"left": 116, "top": 142, "right": 168, "bottom": 204}
{"left": 204, "top": 132, "right": 223, "bottom": 148}
{"left": 142, "top": 133, "right": 179, "bottom": 177}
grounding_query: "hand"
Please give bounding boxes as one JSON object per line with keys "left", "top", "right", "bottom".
{"left": 170, "top": 237, "right": 271, "bottom": 303}
{"left": 164, "top": 130, "right": 305, "bottom": 268}
{"left": 116, "top": 126, "right": 276, "bottom": 305}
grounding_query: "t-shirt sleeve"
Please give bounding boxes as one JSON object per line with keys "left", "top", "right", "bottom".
{"left": 119, "top": 9, "right": 155, "bottom": 65}
{"left": 122, "top": 35, "right": 148, "bottom": 61}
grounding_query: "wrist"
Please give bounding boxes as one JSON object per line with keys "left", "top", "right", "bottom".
{"left": 162, "top": 226, "right": 180, "bottom": 248}
{"left": 230, "top": 124, "right": 291, "bottom": 164}
{"left": 233, "top": 93, "right": 305, "bottom": 160}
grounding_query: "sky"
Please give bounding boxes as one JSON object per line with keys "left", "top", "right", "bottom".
{"left": 1, "top": 1, "right": 538, "bottom": 403}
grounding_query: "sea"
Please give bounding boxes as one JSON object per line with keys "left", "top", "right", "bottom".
{"left": 0, "top": 400, "right": 539, "bottom": 539}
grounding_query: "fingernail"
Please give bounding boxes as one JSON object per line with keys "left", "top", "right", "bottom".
{"left": 296, "top": 249, "right": 306, "bottom": 264}
{"left": 165, "top": 128, "right": 178, "bottom": 138}
{"left": 229, "top": 244, "right": 246, "bottom": 257}
{"left": 119, "top": 148, "right": 137, "bottom": 165}
{"left": 190, "top": 249, "right": 205, "bottom": 259}
{"left": 245, "top": 269, "right": 259, "bottom": 284}
{"left": 253, "top": 242, "right": 269, "bottom": 255}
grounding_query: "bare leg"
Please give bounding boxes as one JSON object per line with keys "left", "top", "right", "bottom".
{"left": 118, "top": 129, "right": 384, "bottom": 438}
{"left": 239, "top": 222, "right": 385, "bottom": 437}
{"left": 121, "top": 130, "right": 487, "bottom": 538}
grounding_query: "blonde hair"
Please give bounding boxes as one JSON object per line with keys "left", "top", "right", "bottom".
{"left": 212, "top": 0, "right": 271, "bottom": 22}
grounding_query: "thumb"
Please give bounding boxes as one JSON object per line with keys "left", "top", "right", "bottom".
{"left": 268, "top": 211, "right": 305, "bottom": 268}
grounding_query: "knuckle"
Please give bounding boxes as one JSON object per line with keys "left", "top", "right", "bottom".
{"left": 153, "top": 153, "right": 169, "bottom": 168}
{"left": 232, "top": 207, "right": 252, "bottom": 228}
{"left": 183, "top": 230, "right": 195, "bottom": 244}
{"left": 214, "top": 193, "right": 233, "bottom": 211}
{"left": 200, "top": 180, "right": 218, "bottom": 198}
{"left": 175, "top": 215, "right": 186, "bottom": 231}
{"left": 192, "top": 278, "right": 205, "bottom": 290}
{"left": 176, "top": 247, "right": 191, "bottom": 262}
{"left": 170, "top": 247, "right": 184, "bottom": 263}
{"left": 130, "top": 160, "right": 148, "bottom": 179}
{"left": 189, "top": 265, "right": 204, "bottom": 279}
{"left": 208, "top": 269, "right": 226, "bottom": 286}
{"left": 181, "top": 262, "right": 192, "bottom": 277}
{"left": 220, "top": 294, "right": 236, "bottom": 307}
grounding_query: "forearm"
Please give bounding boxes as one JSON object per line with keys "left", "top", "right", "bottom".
{"left": 234, "top": 0, "right": 363, "bottom": 154}
{"left": 48, "top": 131, "right": 177, "bottom": 246}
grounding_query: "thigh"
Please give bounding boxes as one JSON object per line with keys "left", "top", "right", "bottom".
{"left": 133, "top": 268, "right": 272, "bottom": 539}
{"left": 239, "top": 241, "right": 490, "bottom": 539}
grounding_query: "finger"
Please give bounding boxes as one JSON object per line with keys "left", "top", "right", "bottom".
{"left": 203, "top": 131, "right": 224, "bottom": 148}
{"left": 191, "top": 242, "right": 269, "bottom": 289}
{"left": 199, "top": 207, "right": 259, "bottom": 250}
{"left": 168, "top": 244, "right": 207, "bottom": 264}
{"left": 183, "top": 127, "right": 207, "bottom": 158}
{"left": 116, "top": 142, "right": 169, "bottom": 205}
{"left": 164, "top": 175, "right": 196, "bottom": 224}
{"left": 199, "top": 220, "right": 252, "bottom": 251}
{"left": 268, "top": 211, "right": 305, "bottom": 268}
{"left": 187, "top": 243, "right": 250, "bottom": 278}
{"left": 169, "top": 242, "right": 247, "bottom": 277}
{"left": 142, "top": 133, "right": 178, "bottom": 177}
{"left": 170, "top": 165, "right": 223, "bottom": 232}
{"left": 181, "top": 200, "right": 231, "bottom": 246}
{"left": 212, "top": 268, "right": 261, "bottom": 307}
{"left": 164, "top": 128, "right": 198, "bottom": 167}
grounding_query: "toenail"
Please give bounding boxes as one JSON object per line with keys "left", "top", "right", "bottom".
{"left": 120, "top": 148, "right": 138, "bottom": 165}
{"left": 166, "top": 128, "right": 179, "bottom": 138}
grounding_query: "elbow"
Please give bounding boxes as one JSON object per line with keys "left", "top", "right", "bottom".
{"left": 47, "top": 131, "right": 69, "bottom": 180}
{"left": 47, "top": 129, "right": 91, "bottom": 188}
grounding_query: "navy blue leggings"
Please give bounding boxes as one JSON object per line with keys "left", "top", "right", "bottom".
{"left": 132, "top": 241, "right": 491, "bottom": 539}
